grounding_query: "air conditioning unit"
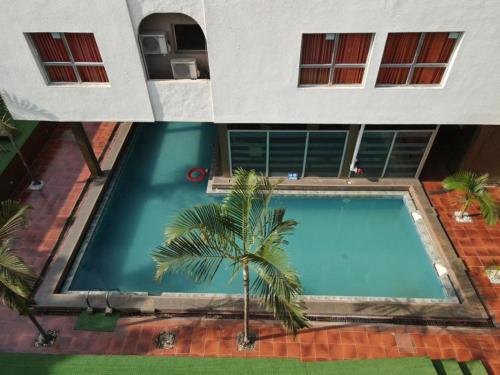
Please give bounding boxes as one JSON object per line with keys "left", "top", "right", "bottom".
{"left": 171, "top": 58, "right": 200, "bottom": 80}
{"left": 139, "top": 33, "right": 170, "bottom": 55}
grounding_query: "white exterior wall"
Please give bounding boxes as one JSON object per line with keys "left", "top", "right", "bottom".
{"left": 1, "top": 0, "right": 500, "bottom": 125}
{"left": 0, "top": 0, "right": 154, "bottom": 122}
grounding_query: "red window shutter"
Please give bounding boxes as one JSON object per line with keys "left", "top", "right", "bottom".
{"left": 376, "top": 67, "right": 411, "bottom": 85}
{"left": 31, "top": 33, "right": 70, "bottom": 62}
{"left": 65, "top": 33, "right": 103, "bottom": 62}
{"left": 333, "top": 68, "right": 365, "bottom": 84}
{"left": 299, "top": 68, "right": 330, "bottom": 84}
{"left": 335, "top": 33, "right": 372, "bottom": 64}
{"left": 411, "top": 67, "right": 446, "bottom": 84}
{"left": 417, "top": 32, "right": 456, "bottom": 63}
{"left": 381, "top": 33, "right": 420, "bottom": 64}
{"left": 300, "top": 34, "right": 334, "bottom": 64}
{"left": 77, "top": 66, "right": 109, "bottom": 83}
{"left": 45, "top": 66, "right": 77, "bottom": 82}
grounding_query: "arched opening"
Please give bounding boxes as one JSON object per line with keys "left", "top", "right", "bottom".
{"left": 138, "top": 13, "right": 209, "bottom": 80}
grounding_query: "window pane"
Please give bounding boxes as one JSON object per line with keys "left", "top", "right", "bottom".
{"left": 333, "top": 68, "right": 364, "bottom": 84}
{"left": 300, "top": 34, "right": 334, "bottom": 64}
{"left": 31, "top": 33, "right": 70, "bottom": 62}
{"left": 376, "top": 67, "right": 410, "bottom": 85}
{"left": 45, "top": 66, "right": 77, "bottom": 82}
{"left": 417, "top": 32, "right": 457, "bottom": 63}
{"left": 335, "top": 33, "right": 372, "bottom": 64}
{"left": 381, "top": 33, "right": 420, "bottom": 64}
{"left": 305, "top": 132, "right": 347, "bottom": 177}
{"left": 299, "top": 68, "right": 330, "bottom": 85}
{"left": 230, "top": 132, "right": 267, "bottom": 174}
{"left": 384, "top": 132, "right": 432, "bottom": 177}
{"left": 77, "top": 66, "right": 109, "bottom": 82}
{"left": 65, "top": 33, "right": 103, "bottom": 62}
{"left": 410, "top": 67, "right": 445, "bottom": 84}
{"left": 174, "top": 24, "right": 206, "bottom": 51}
{"left": 269, "top": 132, "right": 306, "bottom": 177}
{"left": 355, "top": 132, "right": 394, "bottom": 177}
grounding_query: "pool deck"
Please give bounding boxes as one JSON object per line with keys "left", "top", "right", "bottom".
{"left": 1, "top": 122, "right": 499, "bottom": 373}
{"left": 32, "top": 124, "right": 487, "bottom": 323}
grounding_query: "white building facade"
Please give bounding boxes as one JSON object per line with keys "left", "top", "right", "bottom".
{"left": 1, "top": 0, "right": 500, "bottom": 180}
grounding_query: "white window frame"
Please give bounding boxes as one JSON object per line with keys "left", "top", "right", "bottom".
{"left": 376, "top": 32, "right": 462, "bottom": 87}
{"left": 27, "top": 32, "right": 107, "bottom": 85}
{"left": 298, "top": 33, "right": 374, "bottom": 87}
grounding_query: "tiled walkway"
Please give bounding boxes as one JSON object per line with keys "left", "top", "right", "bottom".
{"left": 1, "top": 123, "right": 499, "bottom": 373}
{"left": 423, "top": 181, "right": 500, "bottom": 323}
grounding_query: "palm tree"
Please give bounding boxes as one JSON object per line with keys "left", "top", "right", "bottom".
{"left": 153, "top": 169, "right": 309, "bottom": 348}
{"left": 443, "top": 171, "right": 498, "bottom": 225}
{"left": 0, "top": 100, "right": 43, "bottom": 190}
{"left": 0, "top": 200, "right": 55, "bottom": 345}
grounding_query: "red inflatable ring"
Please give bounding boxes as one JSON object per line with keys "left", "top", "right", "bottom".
{"left": 187, "top": 168, "right": 207, "bottom": 182}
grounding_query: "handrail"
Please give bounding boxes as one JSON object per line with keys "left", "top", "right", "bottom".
{"left": 105, "top": 288, "right": 122, "bottom": 310}
{"left": 85, "top": 288, "right": 103, "bottom": 310}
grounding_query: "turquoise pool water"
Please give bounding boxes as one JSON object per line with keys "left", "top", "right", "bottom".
{"left": 68, "top": 123, "right": 446, "bottom": 299}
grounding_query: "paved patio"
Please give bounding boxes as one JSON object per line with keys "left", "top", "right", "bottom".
{"left": 0, "top": 122, "right": 499, "bottom": 373}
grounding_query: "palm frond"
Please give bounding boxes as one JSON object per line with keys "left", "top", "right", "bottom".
{"left": 0, "top": 200, "right": 29, "bottom": 242}
{"left": 259, "top": 208, "right": 297, "bottom": 249}
{"left": 223, "top": 168, "right": 256, "bottom": 246}
{"left": 477, "top": 191, "right": 498, "bottom": 225}
{"left": 443, "top": 171, "right": 498, "bottom": 225}
{"left": 165, "top": 203, "right": 236, "bottom": 244}
{"left": 153, "top": 231, "right": 230, "bottom": 284}
{"left": 0, "top": 243, "right": 37, "bottom": 310}
{"left": 442, "top": 171, "right": 488, "bottom": 194}
{"left": 223, "top": 168, "right": 280, "bottom": 248}
{"left": 247, "top": 248, "right": 309, "bottom": 335}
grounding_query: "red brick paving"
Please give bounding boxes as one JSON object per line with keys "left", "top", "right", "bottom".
{"left": 0, "top": 123, "right": 499, "bottom": 373}
{"left": 423, "top": 181, "right": 500, "bottom": 323}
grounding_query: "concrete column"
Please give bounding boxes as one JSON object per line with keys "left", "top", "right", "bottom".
{"left": 70, "top": 122, "right": 103, "bottom": 178}
{"left": 339, "top": 125, "right": 361, "bottom": 178}
{"left": 217, "top": 124, "right": 230, "bottom": 177}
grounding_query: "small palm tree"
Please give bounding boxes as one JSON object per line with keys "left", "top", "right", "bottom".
{"left": 0, "top": 200, "right": 55, "bottom": 345}
{"left": 443, "top": 171, "right": 498, "bottom": 225}
{"left": 153, "top": 169, "right": 309, "bottom": 348}
{"left": 0, "top": 100, "right": 43, "bottom": 189}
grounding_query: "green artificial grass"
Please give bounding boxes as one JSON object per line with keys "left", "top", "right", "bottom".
{"left": 0, "top": 354, "right": 438, "bottom": 375}
{"left": 433, "top": 359, "right": 463, "bottom": 375}
{"left": 460, "top": 360, "right": 489, "bottom": 375}
{"left": 74, "top": 312, "right": 120, "bottom": 332}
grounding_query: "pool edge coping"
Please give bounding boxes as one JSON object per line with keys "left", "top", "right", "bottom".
{"left": 34, "top": 123, "right": 491, "bottom": 325}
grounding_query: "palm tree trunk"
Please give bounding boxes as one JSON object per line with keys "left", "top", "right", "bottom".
{"left": 460, "top": 199, "right": 471, "bottom": 219}
{"left": 243, "top": 263, "right": 250, "bottom": 344}
{"left": 25, "top": 309, "right": 50, "bottom": 342}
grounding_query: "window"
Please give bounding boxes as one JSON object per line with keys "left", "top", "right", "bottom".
{"left": 299, "top": 33, "right": 373, "bottom": 86}
{"left": 29, "top": 32, "right": 108, "bottom": 84}
{"left": 376, "top": 32, "right": 461, "bottom": 86}
{"left": 174, "top": 24, "right": 206, "bottom": 51}
{"left": 229, "top": 130, "right": 348, "bottom": 177}
{"left": 354, "top": 129, "right": 434, "bottom": 178}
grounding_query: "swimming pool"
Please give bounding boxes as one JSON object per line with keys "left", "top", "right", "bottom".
{"left": 66, "top": 122, "right": 447, "bottom": 300}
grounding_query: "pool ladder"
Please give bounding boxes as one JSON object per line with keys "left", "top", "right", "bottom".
{"left": 85, "top": 288, "right": 122, "bottom": 315}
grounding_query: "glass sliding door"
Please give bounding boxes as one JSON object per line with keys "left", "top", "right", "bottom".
{"left": 269, "top": 132, "right": 307, "bottom": 176}
{"left": 384, "top": 131, "right": 432, "bottom": 177}
{"left": 229, "top": 132, "right": 267, "bottom": 174}
{"left": 356, "top": 132, "right": 395, "bottom": 177}
{"left": 305, "top": 132, "right": 347, "bottom": 177}
{"left": 228, "top": 129, "right": 349, "bottom": 177}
